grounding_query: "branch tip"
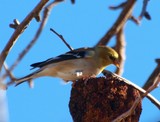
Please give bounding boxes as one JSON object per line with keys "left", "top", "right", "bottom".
{"left": 50, "top": 28, "right": 73, "bottom": 51}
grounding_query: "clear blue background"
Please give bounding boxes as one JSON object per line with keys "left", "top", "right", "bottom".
{"left": 0, "top": 0, "right": 160, "bottom": 122}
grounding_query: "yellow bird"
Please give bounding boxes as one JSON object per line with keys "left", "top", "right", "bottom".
{"left": 15, "top": 46, "right": 119, "bottom": 86}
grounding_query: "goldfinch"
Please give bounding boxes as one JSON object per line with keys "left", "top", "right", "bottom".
{"left": 15, "top": 46, "right": 119, "bottom": 86}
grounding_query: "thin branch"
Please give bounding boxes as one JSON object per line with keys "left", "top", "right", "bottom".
{"left": 4, "top": 0, "right": 64, "bottom": 87}
{"left": 141, "top": 75, "right": 160, "bottom": 98}
{"left": 114, "top": 28, "right": 126, "bottom": 76}
{"left": 50, "top": 28, "right": 73, "bottom": 51}
{"left": 139, "top": 0, "right": 150, "bottom": 20}
{"left": 112, "top": 74, "right": 160, "bottom": 122}
{"left": 109, "top": 2, "right": 140, "bottom": 25}
{"left": 130, "top": 16, "right": 140, "bottom": 25}
{"left": 9, "top": 0, "right": 64, "bottom": 72}
{"left": 0, "top": 0, "right": 49, "bottom": 72}
{"left": 143, "top": 59, "right": 160, "bottom": 90}
{"left": 102, "top": 70, "right": 160, "bottom": 109}
{"left": 3, "top": 62, "right": 16, "bottom": 82}
{"left": 112, "top": 95, "right": 141, "bottom": 122}
{"left": 96, "top": 0, "right": 136, "bottom": 46}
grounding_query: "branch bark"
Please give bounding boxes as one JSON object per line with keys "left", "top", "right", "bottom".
{"left": 96, "top": 0, "right": 136, "bottom": 46}
{"left": 0, "top": 0, "right": 49, "bottom": 71}
{"left": 115, "top": 28, "right": 126, "bottom": 75}
{"left": 1, "top": 0, "right": 64, "bottom": 87}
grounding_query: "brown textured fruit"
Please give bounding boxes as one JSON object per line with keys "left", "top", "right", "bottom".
{"left": 69, "top": 75, "right": 142, "bottom": 122}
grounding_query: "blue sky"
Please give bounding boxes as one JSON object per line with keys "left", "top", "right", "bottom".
{"left": 0, "top": 0, "right": 160, "bottom": 122}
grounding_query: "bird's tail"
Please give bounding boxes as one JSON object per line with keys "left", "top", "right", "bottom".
{"left": 15, "top": 69, "right": 41, "bottom": 86}
{"left": 15, "top": 73, "right": 34, "bottom": 86}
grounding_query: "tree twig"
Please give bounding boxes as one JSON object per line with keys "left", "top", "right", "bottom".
{"left": 3, "top": 0, "right": 64, "bottom": 87}
{"left": 96, "top": 0, "right": 136, "bottom": 46}
{"left": 114, "top": 28, "right": 126, "bottom": 76}
{"left": 71, "top": 0, "right": 75, "bottom": 4}
{"left": 0, "top": 0, "right": 49, "bottom": 72}
{"left": 50, "top": 28, "right": 73, "bottom": 51}
{"left": 109, "top": 2, "right": 127, "bottom": 10}
{"left": 143, "top": 59, "right": 160, "bottom": 90}
{"left": 112, "top": 73, "right": 160, "bottom": 122}
{"left": 130, "top": 16, "right": 140, "bottom": 25}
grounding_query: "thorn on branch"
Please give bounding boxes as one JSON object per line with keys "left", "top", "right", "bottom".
{"left": 9, "top": 19, "right": 20, "bottom": 29}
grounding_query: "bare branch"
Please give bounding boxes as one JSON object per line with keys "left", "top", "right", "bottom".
{"left": 0, "top": 0, "right": 49, "bottom": 71}
{"left": 143, "top": 59, "right": 160, "bottom": 90}
{"left": 9, "top": 0, "right": 64, "bottom": 72}
{"left": 50, "top": 28, "right": 73, "bottom": 51}
{"left": 142, "top": 75, "right": 160, "bottom": 98}
{"left": 2, "top": 0, "right": 65, "bottom": 88}
{"left": 114, "top": 28, "right": 126, "bottom": 76}
{"left": 109, "top": 2, "right": 127, "bottom": 10}
{"left": 102, "top": 70, "right": 160, "bottom": 109}
{"left": 96, "top": 0, "right": 136, "bottom": 46}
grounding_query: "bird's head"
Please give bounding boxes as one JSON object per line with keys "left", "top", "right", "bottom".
{"left": 96, "top": 46, "right": 119, "bottom": 68}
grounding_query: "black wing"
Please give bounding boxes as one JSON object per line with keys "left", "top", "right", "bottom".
{"left": 30, "top": 47, "right": 94, "bottom": 69}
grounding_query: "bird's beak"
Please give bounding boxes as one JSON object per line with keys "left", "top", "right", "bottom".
{"left": 113, "top": 60, "right": 120, "bottom": 68}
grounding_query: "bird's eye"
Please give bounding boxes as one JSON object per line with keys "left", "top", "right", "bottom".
{"left": 109, "top": 55, "right": 116, "bottom": 61}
